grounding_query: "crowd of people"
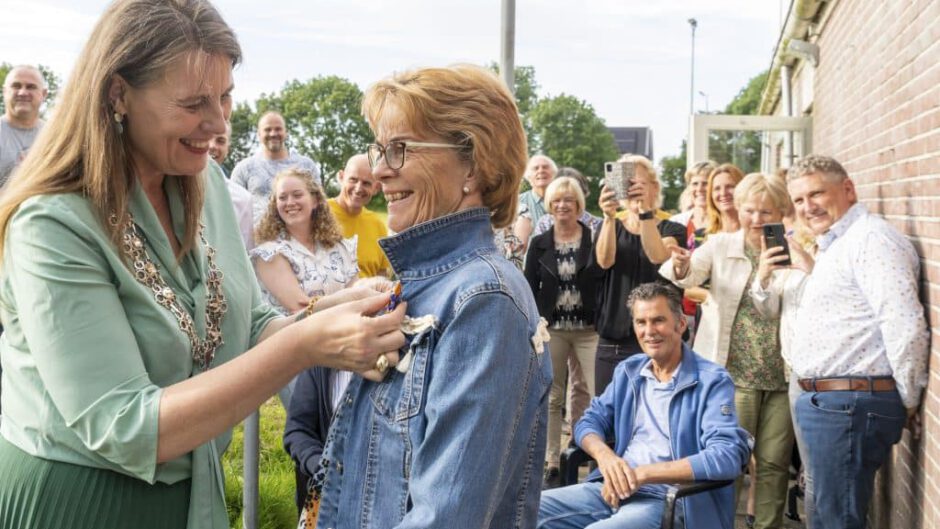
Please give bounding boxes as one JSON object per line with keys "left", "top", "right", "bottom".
{"left": 0, "top": 1, "right": 930, "bottom": 529}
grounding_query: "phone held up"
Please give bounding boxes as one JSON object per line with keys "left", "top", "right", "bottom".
{"left": 762, "top": 223, "right": 792, "bottom": 266}
{"left": 603, "top": 160, "right": 636, "bottom": 201}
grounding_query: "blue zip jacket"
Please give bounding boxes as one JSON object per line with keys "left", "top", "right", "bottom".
{"left": 574, "top": 346, "right": 751, "bottom": 529}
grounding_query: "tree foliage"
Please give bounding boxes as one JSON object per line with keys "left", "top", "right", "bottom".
{"left": 488, "top": 63, "right": 540, "bottom": 152}
{"left": 724, "top": 70, "right": 768, "bottom": 115}
{"left": 227, "top": 76, "right": 371, "bottom": 194}
{"left": 660, "top": 70, "right": 769, "bottom": 212}
{"left": 226, "top": 101, "right": 256, "bottom": 175}
{"left": 529, "top": 94, "right": 620, "bottom": 206}
{"left": 0, "top": 62, "right": 62, "bottom": 116}
{"left": 706, "top": 70, "right": 768, "bottom": 174}
{"left": 258, "top": 76, "right": 372, "bottom": 193}
{"left": 659, "top": 140, "right": 687, "bottom": 212}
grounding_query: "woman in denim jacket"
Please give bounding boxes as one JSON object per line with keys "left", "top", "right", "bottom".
{"left": 309, "top": 64, "right": 553, "bottom": 529}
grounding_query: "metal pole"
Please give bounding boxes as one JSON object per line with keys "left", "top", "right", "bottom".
{"left": 500, "top": 0, "right": 516, "bottom": 93}
{"left": 688, "top": 18, "right": 697, "bottom": 117}
{"left": 781, "top": 64, "right": 795, "bottom": 166}
{"left": 242, "top": 410, "right": 260, "bottom": 529}
{"left": 698, "top": 90, "right": 709, "bottom": 113}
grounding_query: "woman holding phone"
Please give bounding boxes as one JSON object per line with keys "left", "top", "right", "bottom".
{"left": 660, "top": 172, "right": 794, "bottom": 529}
{"left": 591, "top": 154, "right": 685, "bottom": 396}
{"left": 749, "top": 215, "right": 816, "bottom": 527}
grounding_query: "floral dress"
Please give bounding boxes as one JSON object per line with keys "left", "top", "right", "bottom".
{"left": 250, "top": 235, "right": 359, "bottom": 314}
{"left": 725, "top": 246, "right": 787, "bottom": 391}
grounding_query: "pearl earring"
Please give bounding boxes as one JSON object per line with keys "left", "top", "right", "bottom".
{"left": 462, "top": 186, "right": 471, "bottom": 195}
{"left": 113, "top": 112, "right": 124, "bottom": 135}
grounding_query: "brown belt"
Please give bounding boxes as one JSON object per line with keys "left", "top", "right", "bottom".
{"left": 798, "top": 377, "right": 896, "bottom": 392}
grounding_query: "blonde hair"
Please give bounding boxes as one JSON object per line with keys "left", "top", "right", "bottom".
{"left": 618, "top": 154, "right": 663, "bottom": 209}
{"left": 684, "top": 160, "right": 717, "bottom": 185}
{"left": 0, "top": 0, "right": 240, "bottom": 260}
{"left": 361, "top": 64, "right": 527, "bottom": 229}
{"left": 545, "top": 176, "right": 586, "bottom": 216}
{"left": 733, "top": 172, "right": 793, "bottom": 217}
{"left": 704, "top": 163, "right": 745, "bottom": 234}
{"left": 255, "top": 168, "right": 343, "bottom": 248}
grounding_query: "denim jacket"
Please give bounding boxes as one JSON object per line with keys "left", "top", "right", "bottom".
{"left": 574, "top": 346, "right": 751, "bottom": 529}
{"left": 314, "top": 208, "right": 552, "bottom": 529}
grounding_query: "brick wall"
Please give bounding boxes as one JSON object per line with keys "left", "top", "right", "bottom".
{"left": 806, "top": 0, "right": 940, "bottom": 526}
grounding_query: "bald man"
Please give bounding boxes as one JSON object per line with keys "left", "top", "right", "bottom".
{"left": 1, "top": 65, "right": 48, "bottom": 186}
{"left": 230, "top": 111, "right": 319, "bottom": 225}
{"left": 328, "top": 154, "right": 391, "bottom": 277}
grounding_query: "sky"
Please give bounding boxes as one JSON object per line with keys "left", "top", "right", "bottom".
{"left": 0, "top": 0, "right": 788, "bottom": 163}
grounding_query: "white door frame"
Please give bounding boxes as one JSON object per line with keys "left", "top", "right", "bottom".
{"left": 687, "top": 114, "right": 813, "bottom": 171}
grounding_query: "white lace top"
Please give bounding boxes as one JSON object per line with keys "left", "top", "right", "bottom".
{"left": 250, "top": 235, "right": 359, "bottom": 314}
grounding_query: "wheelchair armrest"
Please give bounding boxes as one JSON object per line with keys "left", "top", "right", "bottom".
{"left": 660, "top": 478, "right": 734, "bottom": 529}
{"left": 559, "top": 446, "right": 592, "bottom": 487}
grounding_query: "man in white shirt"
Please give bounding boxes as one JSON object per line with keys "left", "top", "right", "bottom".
{"left": 209, "top": 121, "right": 254, "bottom": 250}
{"left": 787, "top": 155, "right": 928, "bottom": 529}
{"left": 230, "top": 111, "right": 319, "bottom": 226}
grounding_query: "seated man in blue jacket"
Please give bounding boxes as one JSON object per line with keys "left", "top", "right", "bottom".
{"left": 538, "top": 282, "right": 751, "bottom": 529}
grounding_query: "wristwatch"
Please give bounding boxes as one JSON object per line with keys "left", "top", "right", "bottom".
{"left": 638, "top": 210, "right": 655, "bottom": 221}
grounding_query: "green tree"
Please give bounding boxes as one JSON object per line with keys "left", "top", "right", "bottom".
{"left": 668, "top": 70, "right": 767, "bottom": 211}
{"left": 706, "top": 70, "right": 768, "bottom": 173}
{"left": 659, "top": 140, "right": 687, "bottom": 212}
{"left": 488, "top": 63, "right": 541, "bottom": 152}
{"left": 225, "top": 101, "right": 256, "bottom": 175}
{"left": 529, "top": 94, "right": 620, "bottom": 206}
{"left": 0, "top": 62, "right": 62, "bottom": 116}
{"left": 249, "top": 75, "right": 372, "bottom": 194}
{"left": 724, "top": 70, "right": 768, "bottom": 115}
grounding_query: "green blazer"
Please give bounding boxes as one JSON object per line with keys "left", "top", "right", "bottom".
{"left": 0, "top": 162, "right": 280, "bottom": 528}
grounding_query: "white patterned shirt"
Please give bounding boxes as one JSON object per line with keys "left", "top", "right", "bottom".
{"left": 789, "top": 203, "right": 929, "bottom": 408}
{"left": 250, "top": 235, "right": 358, "bottom": 314}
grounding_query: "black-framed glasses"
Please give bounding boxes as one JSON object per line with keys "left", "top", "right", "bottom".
{"left": 366, "top": 140, "right": 464, "bottom": 170}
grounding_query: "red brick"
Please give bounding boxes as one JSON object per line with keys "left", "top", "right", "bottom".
{"left": 794, "top": 0, "right": 940, "bottom": 525}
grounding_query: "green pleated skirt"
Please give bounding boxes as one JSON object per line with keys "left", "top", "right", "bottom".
{"left": 0, "top": 436, "right": 191, "bottom": 529}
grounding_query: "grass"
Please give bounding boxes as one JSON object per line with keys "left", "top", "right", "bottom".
{"left": 223, "top": 398, "right": 299, "bottom": 529}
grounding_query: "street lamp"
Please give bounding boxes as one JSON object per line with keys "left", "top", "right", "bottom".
{"left": 698, "top": 90, "right": 709, "bottom": 113}
{"left": 688, "top": 18, "right": 697, "bottom": 117}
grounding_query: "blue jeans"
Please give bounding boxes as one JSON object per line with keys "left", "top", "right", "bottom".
{"left": 788, "top": 377, "right": 814, "bottom": 528}
{"left": 538, "top": 482, "right": 666, "bottom": 529}
{"left": 794, "top": 386, "right": 905, "bottom": 529}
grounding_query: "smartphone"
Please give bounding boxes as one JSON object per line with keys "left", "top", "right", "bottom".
{"left": 762, "top": 223, "right": 792, "bottom": 266}
{"left": 603, "top": 161, "right": 636, "bottom": 201}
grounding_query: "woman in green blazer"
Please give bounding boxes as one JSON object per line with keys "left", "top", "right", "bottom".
{"left": 0, "top": 1, "right": 405, "bottom": 528}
